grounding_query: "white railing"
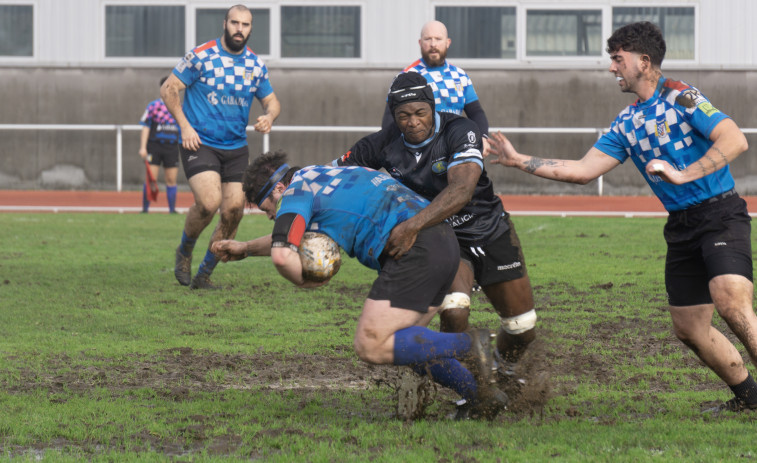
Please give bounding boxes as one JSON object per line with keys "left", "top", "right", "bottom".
{"left": 2, "top": 124, "right": 755, "bottom": 194}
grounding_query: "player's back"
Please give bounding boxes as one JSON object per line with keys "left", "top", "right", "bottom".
{"left": 282, "top": 165, "right": 429, "bottom": 269}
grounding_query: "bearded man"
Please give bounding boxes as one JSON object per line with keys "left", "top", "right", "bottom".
{"left": 161, "top": 4, "right": 281, "bottom": 290}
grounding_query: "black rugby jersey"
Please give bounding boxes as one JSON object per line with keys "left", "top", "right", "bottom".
{"left": 335, "top": 112, "right": 508, "bottom": 246}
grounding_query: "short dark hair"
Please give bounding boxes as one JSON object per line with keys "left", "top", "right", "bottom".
{"left": 243, "top": 150, "right": 298, "bottom": 205}
{"left": 606, "top": 21, "right": 666, "bottom": 67}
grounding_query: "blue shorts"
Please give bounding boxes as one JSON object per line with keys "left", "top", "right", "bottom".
{"left": 664, "top": 191, "right": 753, "bottom": 306}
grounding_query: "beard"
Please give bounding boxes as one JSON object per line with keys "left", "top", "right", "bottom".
{"left": 224, "top": 27, "right": 250, "bottom": 53}
{"left": 421, "top": 47, "right": 447, "bottom": 68}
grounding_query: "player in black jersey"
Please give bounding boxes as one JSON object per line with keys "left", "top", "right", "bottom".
{"left": 333, "top": 73, "right": 539, "bottom": 394}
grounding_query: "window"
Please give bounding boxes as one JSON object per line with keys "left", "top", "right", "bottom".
{"left": 527, "top": 9, "right": 602, "bottom": 57}
{"left": 105, "top": 5, "right": 185, "bottom": 57}
{"left": 196, "top": 8, "right": 270, "bottom": 55}
{"left": 0, "top": 4, "right": 33, "bottom": 56}
{"left": 612, "top": 7, "right": 695, "bottom": 60}
{"left": 436, "top": 6, "right": 516, "bottom": 59}
{"left": 281, "top": 6, "right": 360, "bottom": 58}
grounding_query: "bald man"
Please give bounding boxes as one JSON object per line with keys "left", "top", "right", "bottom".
{"left": 381, "top": 20, "right": 490, "bottom": 138}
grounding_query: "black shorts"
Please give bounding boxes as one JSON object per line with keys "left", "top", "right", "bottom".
{"left": 460, "top": 216, "right": 527, "bottom": 287}
{"left": 368, "top": 223, "right": 460, "bottom": 313}
{"left": 664, "top": 191, "right": 753, "bottom": 306}
{"left": 180, "top": 144, "right": 249, "bottom": 182}
{"left": 146, "top": 142, "right": 179, "bottom": 168}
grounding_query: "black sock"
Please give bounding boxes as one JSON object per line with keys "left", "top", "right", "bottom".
{"left": 729, "top": 373, "right": 757, "bottom": 404}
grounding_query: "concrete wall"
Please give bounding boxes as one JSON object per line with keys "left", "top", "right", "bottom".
{"left": 1, "top": 67, "right": 756, "bottom": 195}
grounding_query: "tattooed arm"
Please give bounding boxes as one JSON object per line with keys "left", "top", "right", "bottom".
{"left": 644, "top": 119, "right": 748, "bottom": 185}
{"left": 488, "top": 132, "right": 620, "bottom": 184}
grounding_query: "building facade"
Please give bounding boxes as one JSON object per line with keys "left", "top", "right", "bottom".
{"left": 1, "top": 0, "right": 756, "bottom": 194}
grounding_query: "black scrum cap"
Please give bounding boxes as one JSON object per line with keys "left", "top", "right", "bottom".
{"left": 388, "top": 72, "right": 435, "bottom": 115}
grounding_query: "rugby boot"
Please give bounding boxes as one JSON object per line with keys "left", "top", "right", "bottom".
{"left": 174, "top": 246, "right": 192, "bottom": 286}
{"left": 453, "top": 386, "right": 509, "bottom": 420}
{"left": 464, "top": 328, "right": 497, "bottom": 386}
{"left": 190, "top": 273, "right": 221, "bottom": 290}
{"left": 703, "top": 397, "right": 757, "bottom": 415}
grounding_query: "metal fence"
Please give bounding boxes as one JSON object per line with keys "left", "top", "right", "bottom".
{"left": 2, "top": 124, "right": 755, "bottom": 195}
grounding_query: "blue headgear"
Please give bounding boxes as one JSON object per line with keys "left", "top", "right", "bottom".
{"left": 253, "top": 163, "right": 290, "bottom": 205}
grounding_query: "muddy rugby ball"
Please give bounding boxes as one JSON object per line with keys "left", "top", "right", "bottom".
{"left": 299, "top": 232, "right": 341, "bottom": 283}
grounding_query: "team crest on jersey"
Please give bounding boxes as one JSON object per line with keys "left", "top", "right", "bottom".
{"left": 467, "top": 131, "right": 476, "bottom": 143}
{"left": 431, "top": 160, "right": 448, "bottom": 174}
{"left": 455, "top": 82, "right": 463, "bottom": 93}
{"left": 655, "top": 121, "right": 669, "bottom": 138}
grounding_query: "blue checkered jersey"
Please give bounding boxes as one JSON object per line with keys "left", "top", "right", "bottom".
{"left": 139, "top": 99, "right": 180, "bottom": 145}
{"left": 594, "top": 77, "right": 733, "bottom": 212}
{"left": 276, "top": 165, "right": 430, "bottom": 271}
{"left": 172, "top": 38, "right": 273, "bottom": 150}
{"left": 334, "top": 112, "right": 508, "bottom": 246}
{"left": 403, "top": 59, "right": 479, "bottom": 115}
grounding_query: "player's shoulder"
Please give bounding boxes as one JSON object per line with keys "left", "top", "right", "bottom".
{"left": 661, "top": 78, "right": 711, "bottom": 110}
{"left": 192, "top": 39, "right": 219, "bottom": 55}
{"left": 243, "top": 46, "right": 265, "bottom": 63}
{"left": 441, "top": 112, "right": 480, "bottom": 139}
{"left": 445, "top": 61, "right": 469, "bottom": 76}
{"left": 441, "top": 111, "right": 476, "bottom": 129}
{"left": 403, "top": 60, "right": 424, "bottom": 73}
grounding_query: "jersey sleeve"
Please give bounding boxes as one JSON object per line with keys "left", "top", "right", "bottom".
{"left": 593, "top": 119, "right": 630, "bottom": 163}
{"left": 172, "top": 45, "right": 205, "bottom": 87}
{"left": 463, "top": 100, "right": 489, "bottom": 135}
{"left": 462, "top": 75, "right": 480, "bottom": 104}
{"left": 445, "top": 118, "right": 484, "bottom": 171}
{"left": 138, "top": 103, "right": 152, "bottom": 126}
{"left": 253, "top": 62, "right": 274, "bottom": 100}
{"left": 673, "top": 86, "right": 730, "bottom": 139}
{"left": 276, "top": 175, "right": 314, "bottom": 225}
{"left": 332, "top": 127, "right": 398, "bottom": 169}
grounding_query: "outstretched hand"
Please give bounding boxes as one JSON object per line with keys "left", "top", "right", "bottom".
{"left": 211, "top": 240, "right": 248, "bottom": 262}
{"left": 487, "top": 132, "right": 521, "bottom": 167}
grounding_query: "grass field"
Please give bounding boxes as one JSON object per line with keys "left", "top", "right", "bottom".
{"left": 1, "top": 212, "right": 756, "bottom": 462}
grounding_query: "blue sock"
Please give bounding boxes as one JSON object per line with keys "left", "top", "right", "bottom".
{"left": 179, "top": 231, "right": 197, "bottom": 257}
{"left": 196, "top": 249, "right": 219, "bottom": 276}
{"left": 393, "top": 326, "right": 471, "bottom": 365}
{"left": 142, "top": 184, "right": 149, "bottom": 212}
{"left": 166, "top": 185, "right": 177, "bottom": 213}
{"left": 412, "top": 360, "right": 477, "bottom": 402}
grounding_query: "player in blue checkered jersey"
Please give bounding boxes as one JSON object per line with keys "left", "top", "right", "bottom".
{"left": 381, "top": 21, "right": 490, "bottom": 153}
{"left": 490, "top": 22, "right": 757, "bottom": 414}
{"left": 161, "top": 5, "right": 281, "bottom": 290}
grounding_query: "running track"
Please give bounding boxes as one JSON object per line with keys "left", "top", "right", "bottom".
{"left": 3, "top": 190, "right": 756, "bottom": 217}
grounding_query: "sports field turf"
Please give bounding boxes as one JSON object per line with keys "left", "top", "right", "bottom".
{"left": 1, "top": 212, "right": 755, "bottom": 462}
